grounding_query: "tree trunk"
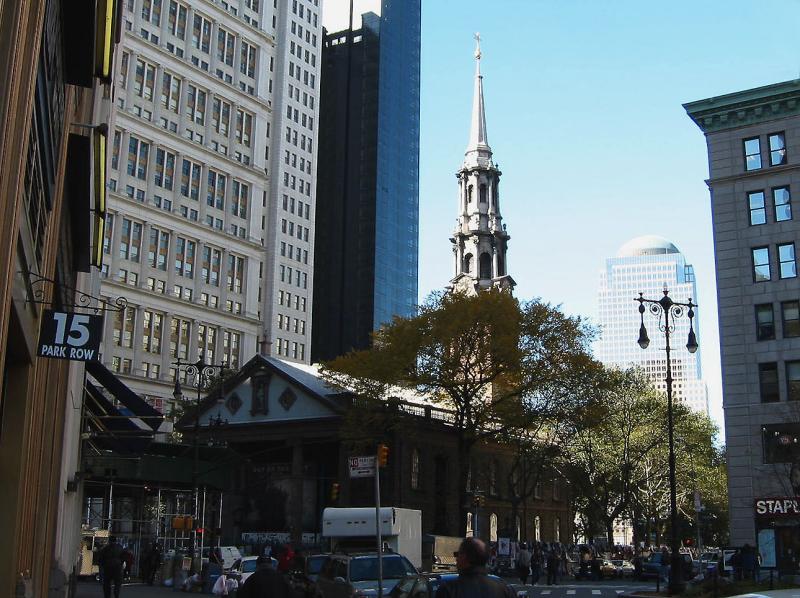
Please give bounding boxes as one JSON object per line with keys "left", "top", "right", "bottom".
{"left": 457, "top": 436, "right": 472, "bottom": 537}
{"left": 606, "top": 519, "right": 615, "bottom": 547}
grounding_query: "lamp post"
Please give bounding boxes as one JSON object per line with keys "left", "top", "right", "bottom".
{"left": 635, "top": 288, "right": 698, "bottom": 595}
{"left": 172, "top": 353, "right": 227, "bottom": 571}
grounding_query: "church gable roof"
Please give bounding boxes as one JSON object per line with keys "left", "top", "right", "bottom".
{"left": 178, "top": 354, "right": 346, "bottom": 428}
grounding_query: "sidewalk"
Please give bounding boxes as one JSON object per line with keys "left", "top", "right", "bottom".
{"left": 76, "top": 581, "right": 178, "bottom": 598}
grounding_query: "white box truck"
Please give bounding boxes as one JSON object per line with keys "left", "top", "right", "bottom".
{"left": 321, "top": 507, "right": 422, "bottom": 569}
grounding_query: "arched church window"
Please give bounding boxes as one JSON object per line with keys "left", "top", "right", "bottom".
{"left": 463, "top": 253, "right": 473, "bottom": 274}
{"left": 498, "top": 254, "right": 505, "bottom": 276}
{"left": 467, "top": 185, "right": 473, "bottom": 203}
{"left": 479, "top": 184, "right": 487, "bottom": 203}
{"left": 479, "top": 253, "right": 492, "bottom": 279}
{"left": 492, "top": 182, "right": 499, "bottom": 208}
{"left": 490, "top": 513, "right": 498, "bottom": 542}
{"left": 411, "top": 448, "right": 420, "bottom": 490}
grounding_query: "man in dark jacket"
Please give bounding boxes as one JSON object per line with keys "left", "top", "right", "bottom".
{"left": 436, "top": 538, "right": 516, "bottom": 598}
{"left": 238, "top": 556, "right": 294, "bottom": 598}
{"left": 97, "top": 537, "right": 125, "bottom": 598}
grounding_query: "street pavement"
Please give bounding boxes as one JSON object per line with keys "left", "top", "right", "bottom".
{"left": 76, "top": 579, "right": 659, "bottom": 598}
{"left": 509, "top": 580, "right": 658, "bottom": 598}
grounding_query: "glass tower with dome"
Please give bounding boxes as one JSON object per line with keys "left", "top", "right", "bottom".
{"left": 596, "top": 235, "right": 709, "bottom": 415}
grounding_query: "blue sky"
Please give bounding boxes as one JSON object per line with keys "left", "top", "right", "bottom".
{"left": 324, "top": 0, "right": 800, "bottom": 436}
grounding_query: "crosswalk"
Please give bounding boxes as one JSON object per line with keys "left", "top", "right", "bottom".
{"left": 509, "top": 584, "right": 654, "bottom": 597}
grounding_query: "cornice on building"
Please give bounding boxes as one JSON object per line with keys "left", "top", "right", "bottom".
{"left": 684, "top": 79, "right": 800, "bottom": 134}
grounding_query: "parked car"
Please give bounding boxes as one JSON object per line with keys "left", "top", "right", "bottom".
{"left": 306, "top": 554, "right": 330, "bottom": 582}
{"left": 202, "top": 546, "right": 243, "bottom": 570}
{"left": 390, "top": 573, "right": 527, "bottom": 598}
{"left": 693, "top": 550, "right": 721, "bottom": 575}
{"left": 640, "top": 553, "right": 696, "bottom": 581}
{"left": 316, "top": 553, "right": 418, "bottom": 598}
{"left": 611, "top": 559, "right": 635, "bottom": 578}
{"left": 599, "top": 560, "right": 619, "bottom": 579}
{"left": 228, "top": 556, "right": 263, "bottom": 584}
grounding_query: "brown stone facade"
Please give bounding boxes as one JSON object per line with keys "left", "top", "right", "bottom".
{"left": 0, "top": 0, "right": 118, "bottom": 595}
{"left": 173, "top": 356, "right": 575, "bottom": 548}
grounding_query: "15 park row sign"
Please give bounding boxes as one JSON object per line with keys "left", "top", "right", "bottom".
{"left": 37, "top": 310, "right": 103, "bottom": 361}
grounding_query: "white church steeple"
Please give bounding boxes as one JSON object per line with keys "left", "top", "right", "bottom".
{"left": 449, "top": 34, "right": 515, "bottom": 295}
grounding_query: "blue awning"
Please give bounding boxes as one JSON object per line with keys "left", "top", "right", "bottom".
{"left": 85, "top": 360, "right": 163, "bottom": 430}
{"left": 84, "top": 381, "right": 154, "bottom": 454}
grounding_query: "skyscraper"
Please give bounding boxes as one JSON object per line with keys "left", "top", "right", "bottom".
{"left": 101, "top": 0, "right": 323, "bottom": 406}
{"left": 596, "top": 235, "right": 709, "bottom": 415}
{"left": 448, "top": 35, "right": 514, "bottom": 295}
{"left": 685, "top": 80, "right": 800, "bottom": 561}
{"left": 312, "top": 0, "right": 420, "bottom": 362}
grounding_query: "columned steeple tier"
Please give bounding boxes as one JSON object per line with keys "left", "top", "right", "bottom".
{"left": 448, "top": 34, "right": 515, "bottom": 296}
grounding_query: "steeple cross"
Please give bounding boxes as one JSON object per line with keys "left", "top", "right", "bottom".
{"left": 474, "top": 32, "right": 481, "bottom": 60}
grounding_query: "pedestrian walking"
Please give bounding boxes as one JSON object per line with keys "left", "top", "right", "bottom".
{"left": 530, "top": 548, "right": 542, "bottom": 585}
{"left": 546, "top": 550, "right": 559, "bottom": 585}
{"left": 238, "top": 556, "right": 294, "bottom": 598}
{"left": 436, "top": 538, "right": 516, "bottom": 598}
{"left": 515, "top": 542, "right": 531, "bottom": 585}
{"left": 97, "top": 536, "right": 125, "bottom": 598}
{"left": 147, "top": 542, "right": 162, "bottom": 585}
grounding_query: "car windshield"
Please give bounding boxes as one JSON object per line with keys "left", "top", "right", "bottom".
{"left": 700, "top": 553, "right": 717, "bottom": 561}
{"left": 242, "top": 561, "right": 258, "bottom": 573}
{"left": 350, "top": 557, "right": 415, "bottom": 582}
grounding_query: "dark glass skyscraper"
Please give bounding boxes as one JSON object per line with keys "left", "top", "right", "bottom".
{"left": 312, "top": 1, "right": 420, "bottom": 362}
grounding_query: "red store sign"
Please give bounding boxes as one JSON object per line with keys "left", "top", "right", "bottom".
{"left": 754, "top": 497, "right": 800, "bottom": 517}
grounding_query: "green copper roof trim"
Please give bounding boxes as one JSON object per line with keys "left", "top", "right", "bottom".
{"left": 684, "top": 79, "right": 800, "bottom": 133}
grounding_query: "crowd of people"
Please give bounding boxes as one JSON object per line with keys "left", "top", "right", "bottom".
{"left": 513, "top": 542, "right": 569, "bottom": 585}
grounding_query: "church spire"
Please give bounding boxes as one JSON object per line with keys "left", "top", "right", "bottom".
{"left": 448, "top": 34, "right": 515, "bottom": 296}
{"left": 466, "top": 32, "right": 491, "bottom": 165}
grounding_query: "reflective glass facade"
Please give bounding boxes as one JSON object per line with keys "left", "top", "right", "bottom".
{"left": 373, "top": 0, "right": 420, "bottom": 325}
{"left": 596, "top": 237, "right": 709, "bottom": 415}
{"left": 312, "top": 1, "right": 420, "bottom": 361}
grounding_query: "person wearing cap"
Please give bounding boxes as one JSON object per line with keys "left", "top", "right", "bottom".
{"left": 436, "top": 538, "right": 516, "bottom": 598}
{"left": 238, "top": 556, "right": 294, "bottom": 598}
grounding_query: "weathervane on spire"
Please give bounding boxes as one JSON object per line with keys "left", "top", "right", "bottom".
{"left": 474, "top": 32, "right": 481, "bottom": 61}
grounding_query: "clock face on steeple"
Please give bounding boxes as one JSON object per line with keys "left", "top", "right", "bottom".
{"left": 448, "top": 35, "right": 515, "bottom": 296}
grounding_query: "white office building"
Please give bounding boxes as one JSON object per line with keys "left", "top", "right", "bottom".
{"left": 596, "top": 235, "right": 709, "bottom": 415}
{"left": 101, "top": 0, "right": 322, "bottom": 410}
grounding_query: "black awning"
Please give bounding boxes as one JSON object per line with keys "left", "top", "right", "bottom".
{"left": 60, "top": 0, "right": 96, "bottom": 88}
{"left": 84, "top": 381, "right": 154, "bottom": 454}
{"left": 85, "top": 360, "right": 163, "bottom": 430}
{"left": 66, "top": 134, "right": 91, "bottom": 272}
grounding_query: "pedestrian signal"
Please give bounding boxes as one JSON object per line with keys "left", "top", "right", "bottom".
{"left": 377, "top": 444, "right": 389, "bottom": 468}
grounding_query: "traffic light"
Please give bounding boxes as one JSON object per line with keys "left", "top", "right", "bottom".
{"left": 331, "top": 482, "right": 340, "bottom": 502}
{"left": 377, "top": 444, "right": 389, "bottom": 468}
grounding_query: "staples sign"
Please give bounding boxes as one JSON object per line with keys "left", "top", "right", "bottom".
{"left": 37, "top": 310, "right": 103, "bottom": 362}
{"left": 754, "top": 497, "right": 800, "bottom": 517}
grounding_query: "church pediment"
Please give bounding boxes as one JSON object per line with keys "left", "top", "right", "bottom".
{"left": 185, "top": 355, "right": 344, "bottom": 428}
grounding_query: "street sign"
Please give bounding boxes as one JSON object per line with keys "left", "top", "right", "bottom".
{"left": 349, "top": 455, "right": 376, "bottom": 478}
{"left": 37, "top": 310, "right": 103, "bottom": 361}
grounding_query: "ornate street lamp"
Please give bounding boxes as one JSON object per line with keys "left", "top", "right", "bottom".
{"left": 635, "top": 288, "right": 698, "bottom": 595}
{"left": 172, "top": 353, "right": 227, "bottom": 572}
